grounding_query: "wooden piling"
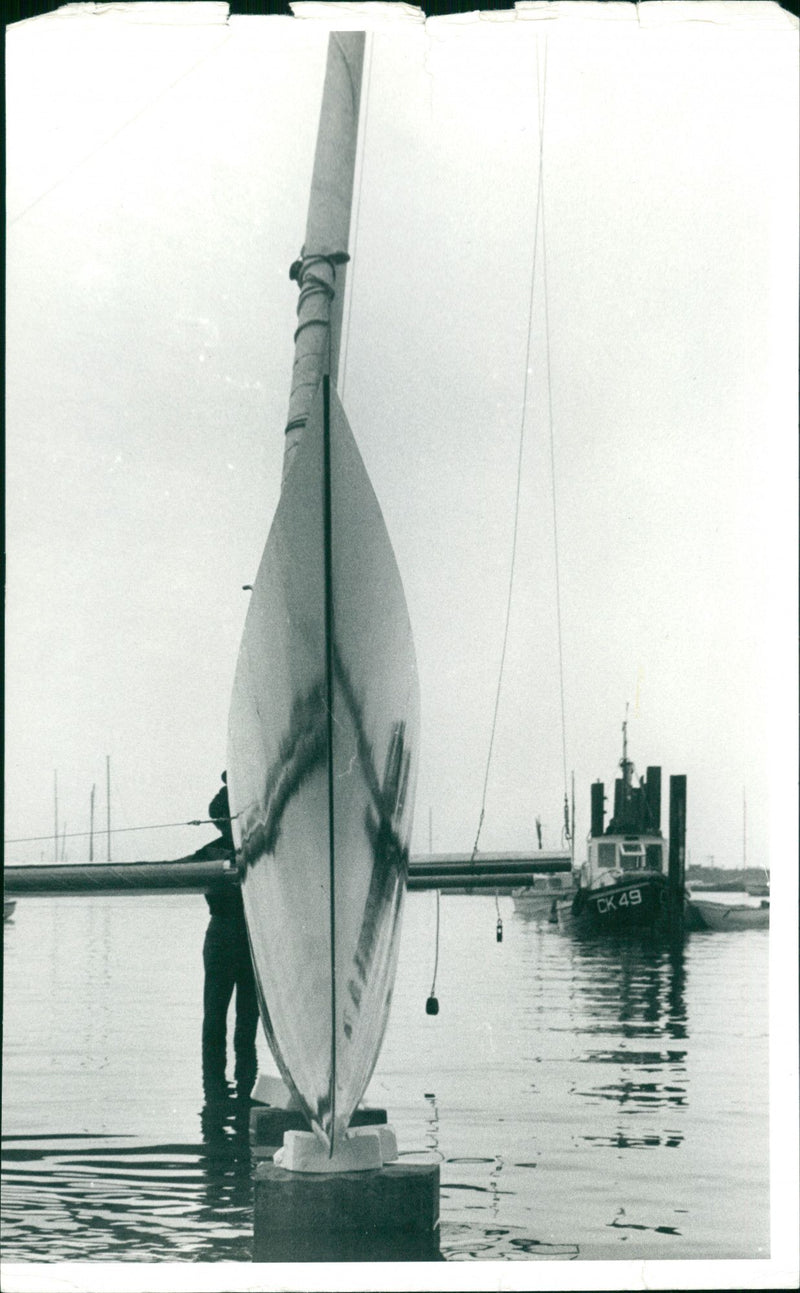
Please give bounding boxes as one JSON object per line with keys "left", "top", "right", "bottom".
{"left": 252, "top": 1159, "right": 440, "bottom": 1262}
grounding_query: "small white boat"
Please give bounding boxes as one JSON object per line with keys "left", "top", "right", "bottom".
{"left": 226, "top": 33, "right": 419, "bottom": 1155}
{"left": 690, "top": 898, "right": 769, "bottom": 931}
{"left": 512, "top": 875, "right": 573, "bottom": 922}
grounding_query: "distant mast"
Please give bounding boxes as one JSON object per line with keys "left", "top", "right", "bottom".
{"left": 742, "top": 786, "right": 747, "bottom": 871}
{"left": 89, "top": 784, "right": 96, "bottom": 862}
{"left": 106, "top": 755, "right": 111, "bottom": 862}
{"left": 282, "top": 31, "right": 365, "bottom": 482}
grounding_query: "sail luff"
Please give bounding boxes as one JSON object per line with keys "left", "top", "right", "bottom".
{"left": 283, "top": 32, "right": 365, "bottom": 481}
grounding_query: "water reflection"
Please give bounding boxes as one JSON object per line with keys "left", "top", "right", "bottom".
{"left": 195, "top": 1095, "right": 254, "bottom": 1257}
{"left": 422, "top": 1091, "right": 444, "bottom": 1161}
{"left": 0, "top": 1098, "right": 256, "bottom": 1262}
{"left": 568, "top": 938, "right": 688, "bottom": 1149}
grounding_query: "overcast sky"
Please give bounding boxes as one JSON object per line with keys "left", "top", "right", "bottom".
{"left": 5, "top": 1, "right": 798, "bottom": 878}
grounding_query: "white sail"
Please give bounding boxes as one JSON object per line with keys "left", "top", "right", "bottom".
{"left": 226, "top": 33, "right": 419, "bottom": 1152}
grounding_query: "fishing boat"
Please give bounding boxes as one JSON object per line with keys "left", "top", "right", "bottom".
{"left": 226, "top": 33, "right": 419, "bottom": 1161}
{"left": 691, "top": 897, "right": 769, "bottom": 931}
{"left": 556, "top": 722, "right": 686, "bottom": 936}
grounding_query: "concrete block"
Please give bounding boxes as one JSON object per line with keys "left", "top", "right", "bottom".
{"left": 252, "top": 1159, "right": 440, "bottom": 1262}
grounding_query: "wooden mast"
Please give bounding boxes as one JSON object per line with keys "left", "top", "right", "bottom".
{"left": 282, "top": 32, "right": 365, "bottom": 482}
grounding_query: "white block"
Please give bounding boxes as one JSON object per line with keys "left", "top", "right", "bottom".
{"left": 350, "top": 1123, "right": 398, "bottom": 1162}
{"left": 250, "top": 1074, "right": 302, "bottom": 1109}
{"left": 275, "top": 1128, "right": 384, "bottom": 1173}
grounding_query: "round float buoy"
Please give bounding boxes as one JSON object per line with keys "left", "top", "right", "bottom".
{"left": 425, "top": 995, "right": 439, "bottom": 1015}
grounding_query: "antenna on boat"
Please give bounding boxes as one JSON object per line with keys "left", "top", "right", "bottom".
{"left": 53, "top": 770, "right": 58, "bottom": 864}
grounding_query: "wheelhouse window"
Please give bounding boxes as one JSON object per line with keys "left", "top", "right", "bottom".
{"left": 619, "top": 842, "right": 644, "bottom": 871}
{"left": 645, "top": 844, "right": 663, "bottom": 871}
{"left": 597, "top": 843, "right": 616, "bottom": 868}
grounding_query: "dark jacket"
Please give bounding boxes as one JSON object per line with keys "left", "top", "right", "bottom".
{"left": 208, "top": 784, "right": 234, "bottom": 851}
{"left": 205, "top": 882, "right": 245, "bottom": 921}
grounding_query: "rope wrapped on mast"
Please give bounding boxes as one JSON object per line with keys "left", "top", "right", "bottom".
{"left": 282, "top": 32, "right": 365, "bottom": 482}
{"left": 284, "top": 249, "right": 350, "bottom": 437}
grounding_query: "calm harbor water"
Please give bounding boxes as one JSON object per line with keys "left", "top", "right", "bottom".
{"left": 2, "top": 891, "right": 769, "bottom": 1265}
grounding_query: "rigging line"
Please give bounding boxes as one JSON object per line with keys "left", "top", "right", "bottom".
{"left": 536, "top": 44, "right": 569, "bottom": 799}
{"left": 542, "top": 183, "right": 568, "bottom": 797}
{"left": 5, "top": 816, "right": 233, "bottom": 845}
{"left": 468, "top": 42, "right": 548, "bottom": 867}
{"left": 338, "top": 30, "right": 373, "bottom": 403}
{"left": 8, "top": 29, "right": 233, "bottom": 228}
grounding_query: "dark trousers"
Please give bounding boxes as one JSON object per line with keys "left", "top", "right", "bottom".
{"left": 202, "top": 916, "right": 259, "bottom": 1098}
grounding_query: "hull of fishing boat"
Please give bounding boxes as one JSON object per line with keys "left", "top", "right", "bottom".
{"left": 690, "top": 898, "right": 769, "bottom": 931}
{"left": 227, "top": 381, "right": 419, "bottom": 1150}
{"left": 556, "top": 872, "right": 671, "bottom": 936}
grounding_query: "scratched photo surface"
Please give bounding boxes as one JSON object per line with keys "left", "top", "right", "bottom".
{"left": 3, "top": 3, "right": 797, "bottom": 1292}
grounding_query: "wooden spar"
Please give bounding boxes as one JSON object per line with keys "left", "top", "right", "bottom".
{"left": 282, "top": 32, "right": 365, "bottom": 481}
{"left": 408, "top": 851, "right": 571, "bottom": 877}
{"left": 89, "top": 784, "right": 96, "bottom": 862}
{"left": 4, "top": 857, "right": 234, "bottom": 897}
{"left": 3, "top": 853, "right": 569, "bottom": 899}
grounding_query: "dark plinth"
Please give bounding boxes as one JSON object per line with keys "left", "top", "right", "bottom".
{"left": 252, "top": 1160, "right": 440, "bottom": 1262}
{"left": 250, "top": 1105, "right": 387, "bottom": 1156}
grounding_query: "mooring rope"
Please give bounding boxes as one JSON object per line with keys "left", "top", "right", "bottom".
{"left": 468, "top": 40, "right": 550, "bottom": 867}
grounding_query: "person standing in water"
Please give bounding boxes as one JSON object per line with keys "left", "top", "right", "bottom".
{"left": 202, "top": 773, "right": 259, "bottom": 1101}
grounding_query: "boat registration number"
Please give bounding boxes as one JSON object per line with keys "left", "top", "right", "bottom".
{"left": 596, "top": 888, "right": 642, "bottom": 913}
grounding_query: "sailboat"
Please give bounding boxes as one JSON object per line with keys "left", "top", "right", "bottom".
{"left": 743, "top": 791, "right": 770, "bottom": 897}
{"left": 226, "top": 33, "right": 419, "bottom": 1159}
